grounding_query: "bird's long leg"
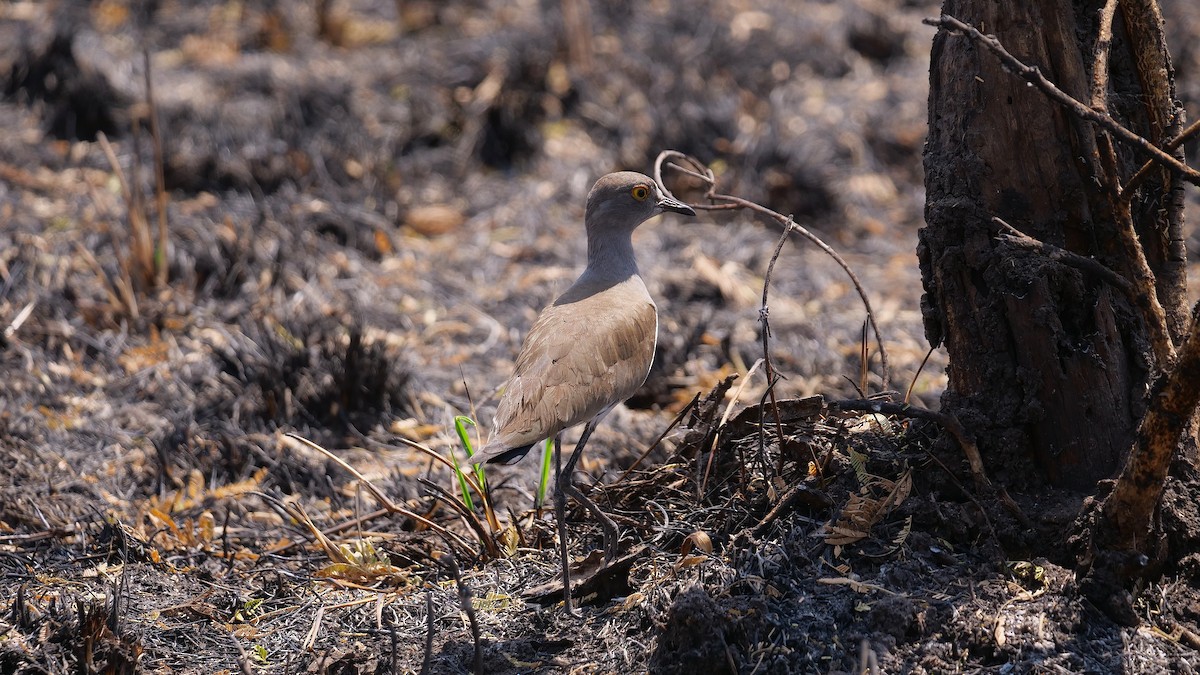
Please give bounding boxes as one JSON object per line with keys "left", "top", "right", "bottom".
{"left": 553, "top": 432, "right": 577, "bottom": 614}
{"left": 560, "top": 418, "right": 620, "bottom": 564}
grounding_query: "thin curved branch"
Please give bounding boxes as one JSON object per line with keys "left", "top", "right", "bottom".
{"left": 653, "top": 150, "right": 891, "bottom": 389}
{"left": 993, "top": 217, "right": 1133, "bottom": 296}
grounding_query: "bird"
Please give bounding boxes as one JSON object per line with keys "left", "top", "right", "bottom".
{"left": 469, "top": 171, "right": 694, "bottom": 610}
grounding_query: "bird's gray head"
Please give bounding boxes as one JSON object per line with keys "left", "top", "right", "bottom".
{"left": 584, "top": 171, "right": 695, "bottom": 234}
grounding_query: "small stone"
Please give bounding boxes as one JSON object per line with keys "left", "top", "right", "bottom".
{"left": 405, "top": 204, "right": 465, "bottom": 236}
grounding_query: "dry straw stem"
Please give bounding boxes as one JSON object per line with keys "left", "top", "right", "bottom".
{"left": 100, "top": 128, "right": 158, "bottom": 290}
{"left": 389, "top": 434, "right": 501, "bottom": 535}
{"left": 699, "top": 358, "right": 763, "bottom": 497}
{"left": 82, "top": 179, "right": 140, "bottom": 317}
{"left": 72, "top": 239, "right": 136, "bottom": 318}
{"left": 282, "top": 433, "right": 483, "bottom": 556}
{"left": 92, "top": 49, "right": 171, "bottom": 302}
{"left": 416, "top": 477, "right": 496, "bottom": 559}
{"left": 254, "top": 491, "right": 353, "bottom": 565}
{"left": 3, "top": 301, "right": 35, "bottom": 341}
{"left": 142, "top": 48, "right": 169, "bottom": 288}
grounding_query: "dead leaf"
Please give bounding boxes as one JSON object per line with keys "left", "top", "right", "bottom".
{"left": 681, "top": 530, "right": 713, "bottom": 555}
{"left": 406, "top": 204, "right": 465, "bottom": 236}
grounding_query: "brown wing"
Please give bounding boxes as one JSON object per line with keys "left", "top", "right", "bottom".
{"left": 479, "top": 282, "right": 657, "bottom": 459}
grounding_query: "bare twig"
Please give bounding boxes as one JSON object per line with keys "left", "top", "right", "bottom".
{"left": 857, "top": 321, "right": 870, "bottom": 396}
{"left": 617, "top": 392, "right": 700, "bottom": 481}
{"left": 744, "top": 479, "right": 833, "bottom": 539}
{"left": 419, "top": 590, "right": 435, "bottom": 675}
{"left": 1096, "top": 133, "right": 1177, "bottom": 365}
{"left": 389, "top": 621, "right": 400, "bottom": 675}
{"left": 760, "top": 220, "right": 796, "bottom": 475}
{"left": 903, "top": 346, "right": 935, "bottom": 406}
{"left": 1104, "top": 304, "right": 1200, "bottom": 550}
{"left": 1123, "top": 119, "right": 1200, "bottom": 200}
{"left": 143, "top": 48, "right": 169, "bottom": 288}
{"left": 924, "top": 14, "right": 1200, "bottom": 186}
{"left": 916, "top": 433, "right": 999, "bottom": 539}
{"left": 755, "top": 375, "right": 783, "bottom": 479}
{"left": 230, "top": 634, "right": 255, "bottom": 675}
{"left": 441, "top": 554, "right": 482, "bottom": 674}
{"left": 992, "top": 217, "right": 1133, "bottom": 296}
{"left": 1091, "top": 0, "right": 1119, "bottom": 112}
{"left": 653, "top": 150, "right": 891, "bottom": 389}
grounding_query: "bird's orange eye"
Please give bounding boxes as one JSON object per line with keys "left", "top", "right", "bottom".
{"left": 631, "top": 185, "right": 650, "bottom": 201}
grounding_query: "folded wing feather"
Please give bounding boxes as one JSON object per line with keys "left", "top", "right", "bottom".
{"left": 474, "top": 277, "right": 657, "bottom": 463}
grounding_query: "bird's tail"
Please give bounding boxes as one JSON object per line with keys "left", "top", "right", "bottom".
{"left": 466, "top": 440, "right": 536, "bottom": 466}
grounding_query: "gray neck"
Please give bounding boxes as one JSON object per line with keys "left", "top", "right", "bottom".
{"left": 584, "top": 228, "right": 640, "bottom": 281}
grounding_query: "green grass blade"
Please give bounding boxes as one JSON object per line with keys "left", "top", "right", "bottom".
{"left": 447, "top": 446, "right": 475, "bottom": 512}
{"left": 455, "top": 415, "right": 488, "bottom": 492}
{"left": 451, "top": 413, "right": 477, "bottom": 506}
{"left": 534, "top": 437, "right": 553, "bottom": 509}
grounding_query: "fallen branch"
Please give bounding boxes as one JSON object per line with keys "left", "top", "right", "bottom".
{"left": 829, "top": 399, "right": 988, "bottom": 491}
{"left": 828, "top": 398, "right": 1029, "bottom": 527}
{"left": 992, "top": 217, "right": 1133, "bottom": 296}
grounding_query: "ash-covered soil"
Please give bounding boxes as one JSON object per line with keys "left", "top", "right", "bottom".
{"left": 2, "top": 0, "right": 1200, "bottom": 673}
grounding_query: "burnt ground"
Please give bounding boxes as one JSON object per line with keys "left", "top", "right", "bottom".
{"left": 2, "top": 0, "right": 1200, "bottom": 673}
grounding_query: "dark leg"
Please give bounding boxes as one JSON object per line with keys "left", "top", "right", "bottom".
{"left": 560, "top": 418, "right": 620, "bottom": 563}
{"left": 553, "top": 433, "right": 577, "bottom": 614}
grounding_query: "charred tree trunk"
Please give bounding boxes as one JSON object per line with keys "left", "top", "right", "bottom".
{"left": 919, "top": 0, "right": 1188, "bottom": 492}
